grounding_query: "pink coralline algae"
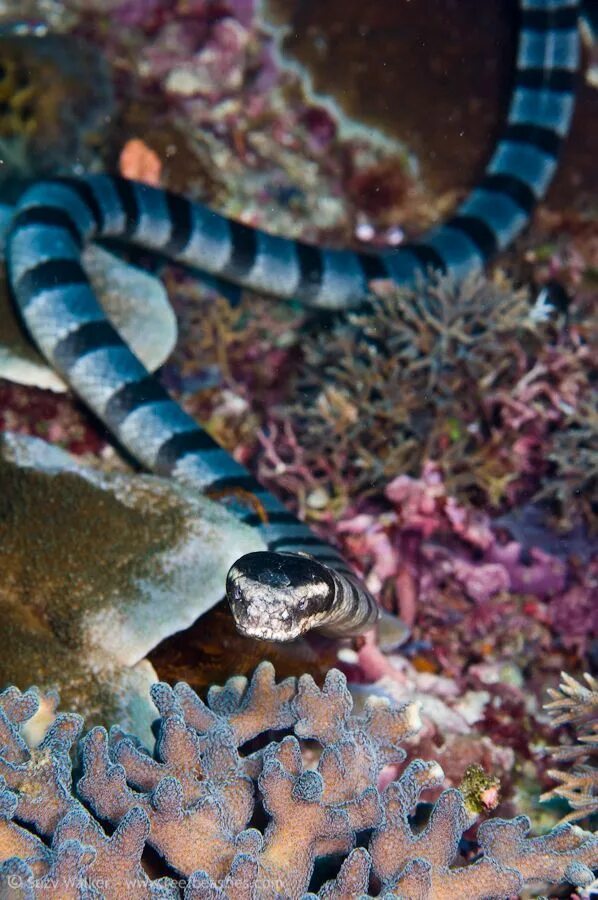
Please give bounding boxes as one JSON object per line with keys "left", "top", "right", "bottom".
{"left": 0, "top": 664, "right": 597, "bottom": 899}
{"left": 326, "top": 463, "right": 597, "bottom": 796}
{"left": 337, "top": 462, "right": 569, "bottom": 618}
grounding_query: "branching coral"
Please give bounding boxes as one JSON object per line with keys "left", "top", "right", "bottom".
{"left": 0, "top": 664, "right": 596, "bottom": 898}
{"left": 542, "top": 673, "right": 598, "bottom": 825}
{"left": 255, "top": 274, "right": 595, "bottom": 528}
{"left": 535, "top": 405, "right": 598, "bottom": 532}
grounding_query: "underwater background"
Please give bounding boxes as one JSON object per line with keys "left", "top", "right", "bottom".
{"left": 0, "top": 0, "right": 596, "bottom": 897}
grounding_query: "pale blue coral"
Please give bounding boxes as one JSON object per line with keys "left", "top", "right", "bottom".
{"left": 0, "top": 665, "right": 596, "bottom": 899}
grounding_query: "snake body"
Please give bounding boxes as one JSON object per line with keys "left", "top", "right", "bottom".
{"left": 5, "top": 0, "right": 580, "bottom": 641}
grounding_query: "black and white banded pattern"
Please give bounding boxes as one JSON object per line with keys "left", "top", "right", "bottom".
{"left": 6, "top": 0, "right": 580, "bottom": 641}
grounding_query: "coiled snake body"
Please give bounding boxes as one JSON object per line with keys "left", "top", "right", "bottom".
{"left": 5, "top": 0, "right": 580, "bottom": 641}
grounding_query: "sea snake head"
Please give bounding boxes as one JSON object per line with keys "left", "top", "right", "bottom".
{"left": 226, "top": 551, "right": 338, "bottom": 641}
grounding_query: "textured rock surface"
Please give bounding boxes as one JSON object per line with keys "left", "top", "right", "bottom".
{"left": 264, "top": 0, "right": 597, "bottom": 210}
{"left": 0, "top": 432, "right": 264, "bottom": 743}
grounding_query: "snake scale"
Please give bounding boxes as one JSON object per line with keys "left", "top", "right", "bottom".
{"left": 5, "top": 0, "right": 580, "bottom": 641}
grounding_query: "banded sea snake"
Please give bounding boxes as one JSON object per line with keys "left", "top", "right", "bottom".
{"left": 5, "top": 0, "right": 580, "bottom": 642}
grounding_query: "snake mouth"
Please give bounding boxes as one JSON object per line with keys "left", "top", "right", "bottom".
{"left": 232, "top": 617, "right": 301, "bottom": 643}
{"left": 225, "top": 551, "right": 336, "bottom": 642}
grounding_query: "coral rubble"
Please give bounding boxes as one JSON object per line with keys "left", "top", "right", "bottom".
{"left": 0, "top": 664, "right": 596, "bottom": 898}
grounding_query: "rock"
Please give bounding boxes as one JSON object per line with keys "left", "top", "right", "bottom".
{"left": 150, "top": 600, "right": 340, "bottom": 695}
{"left": 0, "top": 231, "right": 177, "bottom": 391}
{"left": 0, "top": 432, "right": 264, "bottom": 745}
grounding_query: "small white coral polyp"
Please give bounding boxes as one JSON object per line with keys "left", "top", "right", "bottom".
{"left": 0, "top": 663, "right": 596, "bottom": 898}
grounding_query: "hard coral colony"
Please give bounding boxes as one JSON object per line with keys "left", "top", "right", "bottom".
{"left": 257, "top": 274, "right": 596, "bottom": 526}
{"left": 0, "top": 664, "right": 596, "bottom": 899}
